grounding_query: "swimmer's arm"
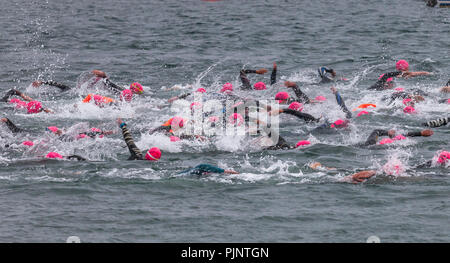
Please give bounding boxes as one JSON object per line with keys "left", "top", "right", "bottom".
{"left": 423, "top": 117, "right": 449, "bottom": 128}
{"left": 346, "top": 170, "right": 377, "bottom": 184}
{"left": 65, "top": 155, "right": 87, "bottom": 161}
{"left": 403, "top": 71, "right": 431, "bottom": 78}
{"left": 363, "top": 129, "right": 391, "bottom": 146}
{"left": 284, "top": 81, "right": 311, "bottom": 103}
{"left": 1, "top": 118, "right": 24, "bottom": 133}
{"left": 280, "top": 108, "right": 320, "bottom": 123}
{"left": 406, "top": 129, "right": 433, "bottom": 137}
{"left": 415, "top": 160, "right": 432, "bottom": 169}
{"left": 270, "top": 62, "right": 277, "bottom": 85}
{"left": 105, "top": 79, "right": 124, "bottom": 95}
{"left": 331, "top": 87, "right": 352, "bottom": 119}
{"left": 117, "top": 119, "right": 143, "bottom": 160}
{"left": 148, "top": 125, "right": 171, "bottom": 135}
{"left": 33, "top": 80, "right": 71, "bottom": 91}
{"left": 239, "top": 69, "right": 253, "bottom": 90}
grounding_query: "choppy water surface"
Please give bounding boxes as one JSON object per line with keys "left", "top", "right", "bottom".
{"left": 0, "top": 0, "right": 449, "bottom": 242}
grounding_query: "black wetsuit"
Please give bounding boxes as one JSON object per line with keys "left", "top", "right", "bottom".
{"left": 368, "top": 72, "right": 402, "bottom": 90}
{"left": 318, "top": 67, "right": 335, "bottom": 84}
{"left": 2, "top": 118, "right": 25, "bottom": 133}
{"left": 239, "top": 67, "right": 277, "bottom": 90}
{"left": 287, "top": 83, "right": 311, "bottom": 104}
{"left": 120, "top": 123, "right": 145, "bottom": 160}
{"left": 0, "top": 89, "right": 21, "bottom": 102}
{"left": 361, "top": 129, "right": 423, "bottom": 146}
{"left": 423, "top": 117, "right": 449, "bottom": 128}
{"left": 40, "top": 78, "right": 124, "bottom": 95}
{"left": 281, "top": 109, "right": 320, "bottom": 123}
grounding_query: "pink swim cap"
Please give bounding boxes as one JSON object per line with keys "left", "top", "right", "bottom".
{"left": 145, "top": 147, "right": 161, "bottom": 161}
{"left": 315, "top": 95, "right": 327, "bottom": 101}
{"left": 26, "top": 101, "right": 42, "bottom": 114}
{"left": 196, "top": 88, "right": 206, "bottom": 93}
{"left": 22, "top": 141, "right": 34, "bottom": 146}
{"left": 76, "top": 134, "right": 88, "bottom": 140}
{"left": 253, "top": 82, "right": 267, "bottom": 90}
{"left": 93, "top": 94, "right": 104, "bottom": 104}
{"left": 275, "top": 92, "right": 289, "bottom": 101}
{"left": 221, "top": 83, "right": 233, "bottom": 93}
{"left": 395, "top": 87, "right": 404, "bottom": 92}
{"left": 379, "top": 74, "right": 394, "bottom": 83}
{"left": 46, "top": 152, "right": 63, "bottom": 159}
{"left": 447, "top": 98, "right": 450, "bottom": 104}
{"left": 379, "top": 138, "right": 394, "bottom": 145}
{"left": 295, "top": 140, "right": 311, "bottom": 148}
{"left": 47, "top": 126, "right": 59, "bottom": 134}
{"left": 437, "top": 151, "right": 450, "bottom": 164}
{"left": 330, "top": 119, "right": 349, "bottom": 128}
{"left": 396, "top": 60, "right": 409, "bottom": 71}
{"left": 229, "top": 113, "right": 244, "bottom": 126}
{"left": 393, "top": 135, "right": 406, "bottom": 141}
{"left": 402, "top": 98, "right": 413, "bottom": 106}
{"left": 288, "top": 102, "right": 303, "bottom": 111}
{"left": 170, "top": 116, "right": 184, "bottom": 129}
{"left": 403, "top": 106, "right": 416, "bottom": 114}
{"left": 130, "top": 82, "right": 143, "bottom": 94}
{"left": 9, "top": 98, "right": 21, "bottom": 104}
{"left": 170, "top": 136, "right": 180, "bottom": 142}
{"left": 121, "top": 89, "right": 133, "bottom": 102}
{"left": 356, "top": 111, "right": 369, "bottom": 117}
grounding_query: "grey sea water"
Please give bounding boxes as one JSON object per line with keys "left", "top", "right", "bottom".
{"left": 0, "top": 0, "right": 449, "bottom": 242}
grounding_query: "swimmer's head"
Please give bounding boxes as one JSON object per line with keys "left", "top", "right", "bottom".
{"left": 295, "top": 140, "right": 311, "bottom": 148}
{"left": 330, "top": 119, "right": 349, "bottom": 128}
{"left": 403, "top": 106, "right": 416, "bottom": 114}
{"left": 379, "top": 138, "right": 394, "bottom": 145}
{"left": 253, "top": 82, "right": 267, "bottom": 90}
{"left": 196, "top": 88, "right": 206, "bottom": 93}
{"left": 382, "top": 160, "right": 405, "bottom": 176}
{"left": 356, "top": 111, "right": 369, "bottom": 117}
{"left": 288, "top": 102, "right": 303, "bottom": 111}
{"left": 315, "top": 95, "right": 327, "bottom": 102}
{"left": 130, "top": 82, "right": 144, "bottom": 94}
{"left": 46, "top": 152, "right": 63, "bottom": 159}
{"left": 379, "top": 74, "right": 394, "bottom": 89}
{"left": 437, "top": 151, "right": 450, "bottom": 165}
{"left": 22, "top": 141, "right": 34, "bottom": 147}
{"left": 275, "top": 92, "right": 289, "bottom": 103}
{"left": 318, "top": 67, "right": 336, "bottom": 78}
{"left": 145, "top": 147, "right": 161, "bottom": 161}
{"left": 26, "top": 101, "right": 42, "bottom": 114}
{"left": 120, "top": 89, "right": 133, "bottom": 102}
{"left": 170, "top": 116, "right": 184, "bottom": 130}
{"left": 221, "top": 83, "right": 233, "bottom": 94}
{"left": 396, "top": 60, "right": 409, "bottom": 72}
{"left": 46, "top": 126, "right": 60, "bottom": 134}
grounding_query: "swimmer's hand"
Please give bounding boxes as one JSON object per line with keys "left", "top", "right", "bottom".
{"left": 116, "top": 118, "right": 123, "bottom": 126}
{"left": 273, "top": 62, "right": 277, "bottom": 70}
{"left": 350, "top": 170, "right": 376, "bottom": 183}
{"left": 284, "top": 81, "right": 297, "bottom": 88}
{"left": 168, "top": 96, "right": 179, "bottom": 103}
{"left": 32, "top": 81, "right": 42, "bottom": 88}
{"left": 255, "top": 68, "right": 268, "bottom": 74}
{"left": 1, "top": 118, "right": 7, "bottom": 123}
{"left": 92, "top": 70, "right": 107, "bottom": 78}
{"left": 421, "top": 129, "right": 433, "bottom": 137}
{"left": 224, "top": 170, "right": 239, "bottom": 174}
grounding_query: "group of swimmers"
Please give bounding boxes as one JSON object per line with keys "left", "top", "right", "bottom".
{"left": 1, "top": 60, "right": 449, "bottom": 182}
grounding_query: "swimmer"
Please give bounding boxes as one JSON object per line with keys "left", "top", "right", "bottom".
{"left": 359, "top": 128, "right": 433, "bottom": 146}
{"left": 368, "top": 60, "right": 431, "bottom": 90}
{"left": 117, "top": 118, "right": 161, "bottom": 161}
{"left": 0, "top": 89, "right": 52, "bottom": 113}
{"left": 180, "top": 164, "right": 239, "bottom": 176}
{"left": 239, "top": 62, "right": 277, "bottom": 90}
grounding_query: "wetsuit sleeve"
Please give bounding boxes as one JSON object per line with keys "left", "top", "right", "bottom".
{"left": 189, "top": 164, "right": 225, "bottom": 175}
{"left": 368, "top": 72, "right": 402, "bottom": 90}
{"left": 178, "top": 93, "right": 192, "bottom": 100}
{"left": 290, "top": 84, "right": 311, "bottom": 103}
{"left": 415, "top": 160, "right": 433, "bottom": 169}
{"left": 438, "top": 98, "right": 449, "bottom": 104}
{"left": 282, "top": 109, "right": 319, "bottom": 123}
{"left": 66, "top": 155, "right": 86, "bottom": 161}
{"left": 335, "top": 91, "right": 352, "bottom": 119}
{"left": 406, "top": 131, "right": 423, "bottom": 137}
{"left": 265, "top": 132, "right": 292, "bottom": 150}
{"left": 239, "top": 69, "right": 257, "bottom": 90}
{"left": 363, "top": 129, "right": 389, "bottom": 146}
{"left": 120, "top": 124, "right": 143, "bottom": 160}
{"left": 42, "top": 81, "right": 71, "bottom": 91}
{"left": 270, "top": 66, "right": 277, "bottom": 85}
{"left": 423, "top": 117, "right": 449, "bottom": 127}
{"left": 149, "top": 125, "right": 171, "bottom": 135}
{"left": 446, "top": 79, "right": 450, "bottom": 86}
{"left": 388, "top": 92, "right": 409, "bottom": 104}
{"left": 105, "top": 79, "right": 124, "bottom": 95}
{"left": 3, "top": 118, "right": 24, "bottom": 133}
